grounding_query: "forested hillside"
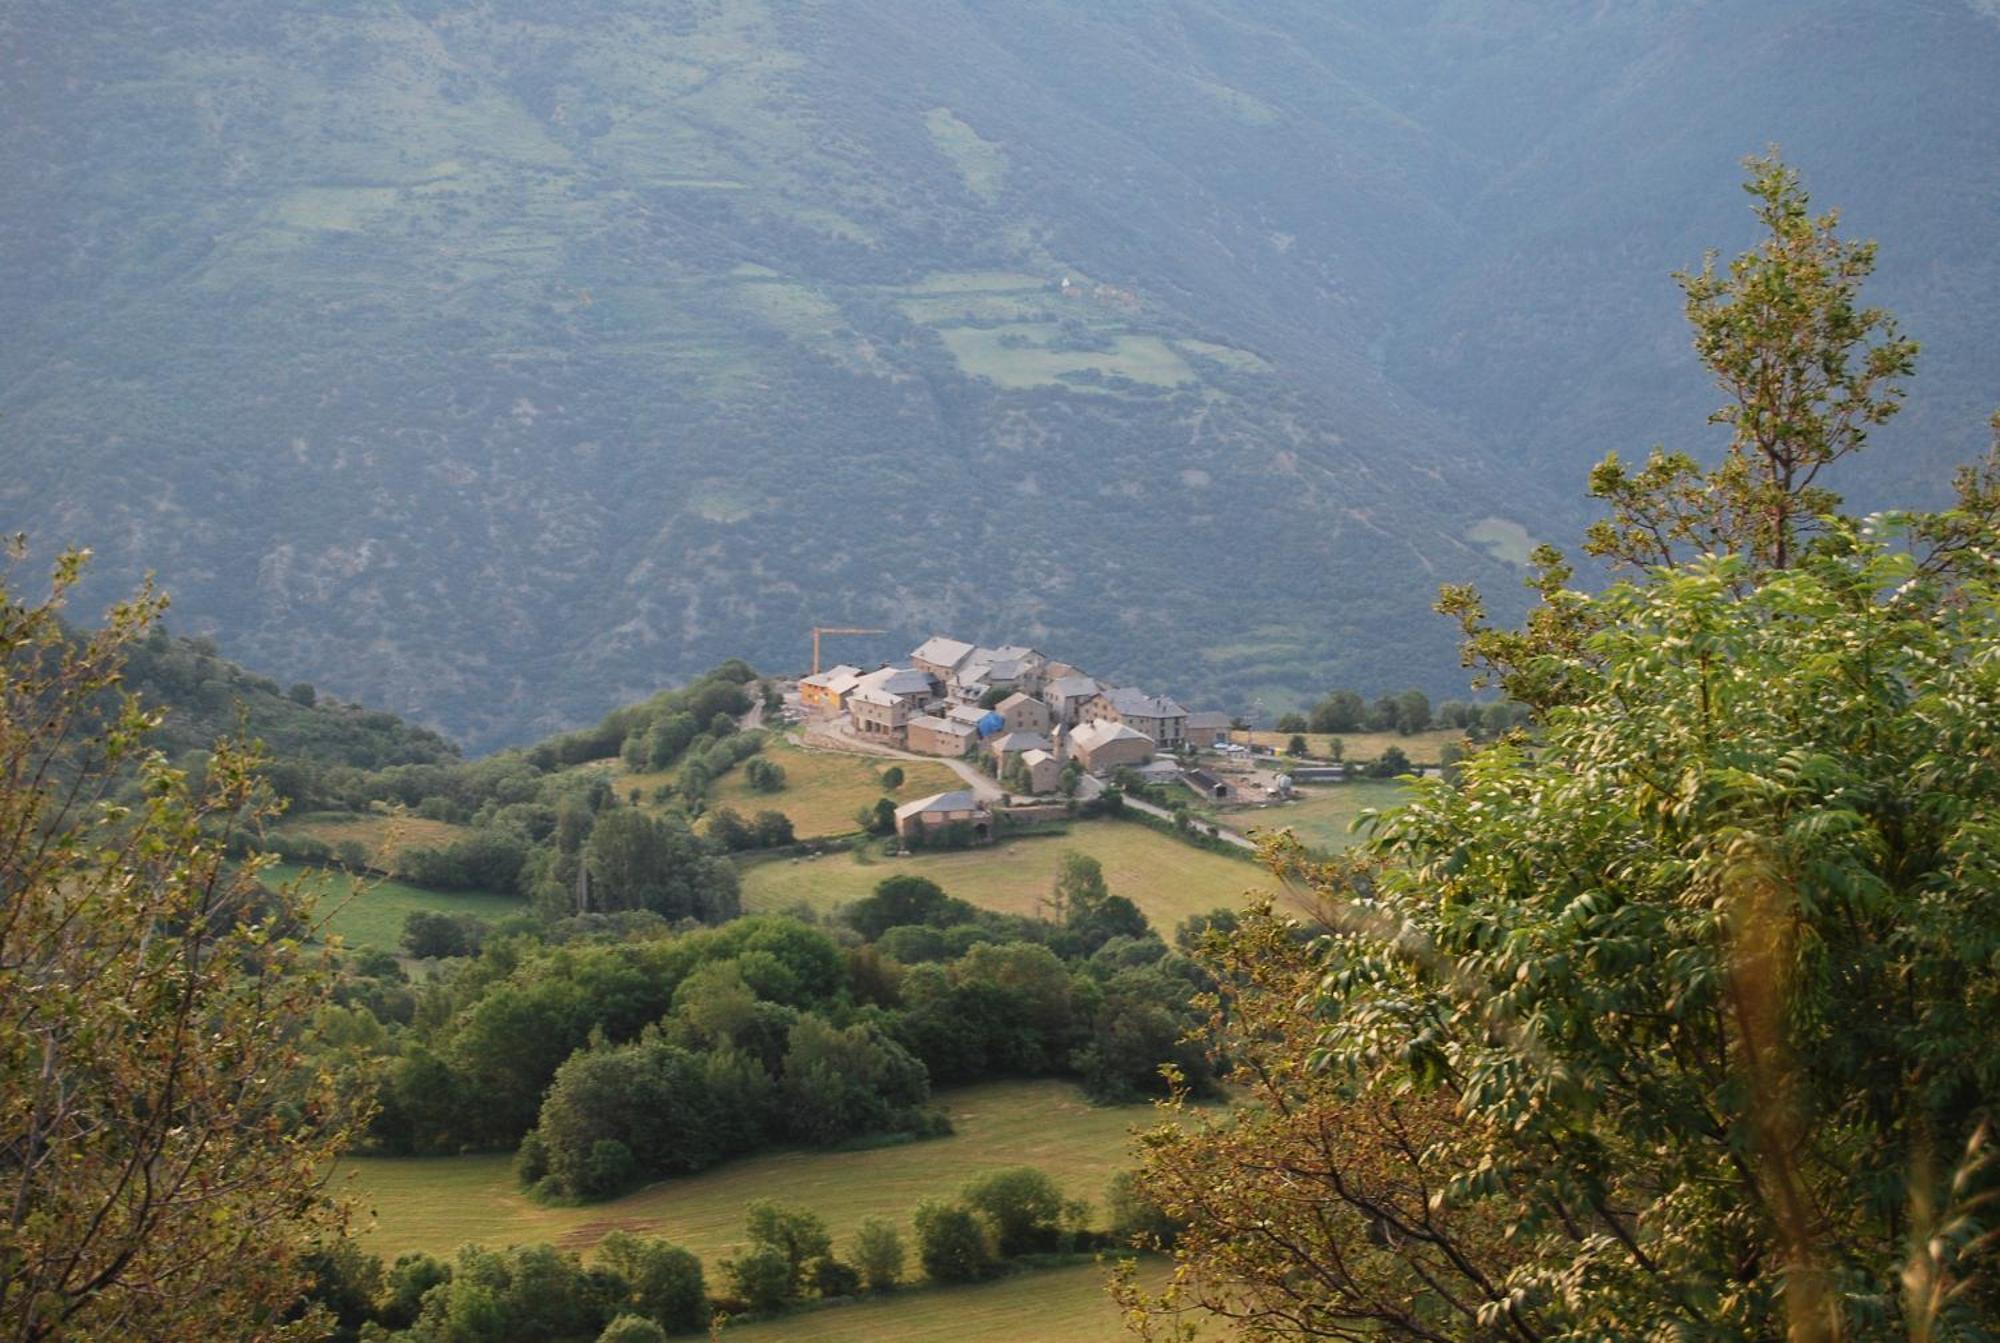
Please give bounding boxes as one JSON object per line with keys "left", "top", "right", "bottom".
{"left": 6, "top": 0, "right": 1997, "bottom": 748}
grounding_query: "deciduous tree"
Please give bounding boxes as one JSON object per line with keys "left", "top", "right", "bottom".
{"left": 0, "top": 545, "right": 368, "bottom": 1341}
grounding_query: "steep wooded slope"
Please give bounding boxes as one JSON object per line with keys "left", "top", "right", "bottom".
{"left": 5, "top": 1, "right": 1995, "bottom": 747}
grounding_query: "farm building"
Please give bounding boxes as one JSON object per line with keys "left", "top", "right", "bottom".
{"left": 893, "top": 790, "right": 993, "bottom": 843}
{"left": 1069, "top": 719, "right": 1155, "bottom": 773}
{"left": 1185, "top": 711, "right": 1232, "bottom": 748}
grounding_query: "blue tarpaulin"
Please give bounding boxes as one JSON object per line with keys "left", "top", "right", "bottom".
{"left": 976, "top": 711, "right": 1006, "bottom": 737}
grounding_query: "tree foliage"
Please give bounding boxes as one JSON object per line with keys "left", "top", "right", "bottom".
{"left": 0, "top": 546, "right": 368, "bottom": 1341}
{"left": 1126, "top": 158, "right": 2000, "bottom": 1342}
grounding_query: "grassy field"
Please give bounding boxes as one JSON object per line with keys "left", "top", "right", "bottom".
{"left": 705, "top": 741, "right": 962, "bottom": 840}
{"left": 1218, "top": 780, "right": 1410, "bottom": 853}
{"left": 265, "top": 863, "right": 522, "bottom": 953}
{"left": 345, "top": 1080, "right": 1170, "bottom": 1267}
{"left": 282, "top": 812, "right": 473, "bottom": 864}
{"left": 1240, "top": 727, "right": 1465, "bottom": 766}
{"left": 716, "top": 1260, "right": 1154, "bottom": 1342}
{"left": 740, "top": 822, "right": 1268, "bottom": 930}
{"left": 599, "top": 739, "right": 963, "bottom": 842}
{"left": 937, "top": 324, "right": 1194, "bottom": 391}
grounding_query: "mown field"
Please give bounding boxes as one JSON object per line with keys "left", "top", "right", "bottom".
{"left": 264, "top": 863, "right": 521, "bottom": 954}
{"left": 1217, "top": 780, "right": 1410, "bottom": 853}
{"left": 346, "top": 1079, "right": 1171, "bottom": 1268}
{"left": 604, "top": 737, "right": 964, "bottom": 841}
{"left": 716, "top": 1260, "right": 1160, "bottom": 1342}
{"left": 705, "top": 741, "right": 963, "bottom": 840}
{"left": 282, "top": 812, "right": 473, "bottom": 863}
{"left": 740, "top": 822, "right": 1267, "bottom": 931}
{"left": 1240, "top": 727, "right": 1465, "bottom": 766}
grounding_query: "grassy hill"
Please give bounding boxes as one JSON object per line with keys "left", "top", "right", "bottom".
{"left": 19, "top": 4, "right": 1994, "bottom": 747}
{"left": 346, "top": 1078, "right": 1166, "bottom": 1265}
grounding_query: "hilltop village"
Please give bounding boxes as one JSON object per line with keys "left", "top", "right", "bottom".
{"left": 793, "top": 635, "right": 1267, "bottom": 840}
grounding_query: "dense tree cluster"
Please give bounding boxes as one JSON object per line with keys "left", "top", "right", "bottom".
{"left": 328, "top": 853, "right": 1215, "bottom": 1196}
{"left": 1122, "top": 158, "right": 2000, "bottom": 1341}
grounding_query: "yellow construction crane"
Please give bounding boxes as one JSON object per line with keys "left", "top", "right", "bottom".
{"left": 809, "top": 626, "right": 887, "bottom": 676}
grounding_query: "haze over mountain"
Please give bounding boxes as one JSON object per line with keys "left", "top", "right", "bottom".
{"left": 6, "top": 0, "right": 1997, "bottom": 750}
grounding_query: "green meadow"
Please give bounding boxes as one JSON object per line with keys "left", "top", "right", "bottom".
{"left": 345, "top": 1079, "right": 1172, "bottom": 1268}
{"left": 740, "top": 822, "right": 1268, "bottom": 931}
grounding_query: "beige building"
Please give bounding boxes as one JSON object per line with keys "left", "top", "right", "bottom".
{"left": 1019, "top": 748, "right": 1062, "bottom": 795}
{"left": 849, "top": 685, "right": 909, "bottom": 742}
{"left": 910, "top": 636, "right": 977, "bottom": 683}
{"left": 988, "top": 730, "right": 1053, "bottom": 767}
{"left": 1044, "top": 674, "right": 1101, "bottom": 726}
{"left": 1084, "top": 687, "right": 1189, "bottom": 750}
{"left": 995, "top": 692, "right": 1054, "bottom": 736}
{"left": 907, "top": 715, "right": 978, "bottom": 757}
{"left": 1185, "top": 711, "right": 1232, "bottom": 748}
{"left": 1069, "top": 719, "right": 1156, "bottom": 773}
{"left": 894, "top": 789, "right": 993, "bottom": 843}
{"left": 799, "top": 664, "right": 864, "bottom": 713}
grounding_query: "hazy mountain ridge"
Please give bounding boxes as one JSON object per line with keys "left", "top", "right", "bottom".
{"left": 5, "top": 1, "right": 1995, "bottom": 749}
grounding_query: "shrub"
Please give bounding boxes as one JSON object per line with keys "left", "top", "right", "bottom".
{"left": 598, "top": 1232, "right": 707, "bottom": 1334}
{"left": 598, "top": 1316, "right": 666, "bottom": 1343}
{"left": 960, "top": 1167, "right": 1069, "bottom": 1256}
{"left": 724, "top": 1243, "right": 794, "bottom": 1315}
{"left": 850, "top": 1217, "right": 905, "bottom": 1291}
{"left": 913, "top": 1199, "right": 996, "bottom": 1283}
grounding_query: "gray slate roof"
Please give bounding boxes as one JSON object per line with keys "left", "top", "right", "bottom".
{"left": 893, "top": 789, "right": 982, "bottom": 820}
{"left": 1047, "top": 674, "right": 1100, "bottom": 701}
{"left": 1104, "top": 687, "right": 1188, "bottom": 718}
{"left": 911, "top": 636, "right": 976, "bottom": 670}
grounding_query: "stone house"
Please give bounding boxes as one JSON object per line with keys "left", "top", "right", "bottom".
{"left": 1084, "top": 687, "right": 1189, "bottom": 750}
{"left": 1019, "top": 748, "right": 1062, "bottom": 795}
{"left": 910, "top": 636, "right": 977, "bottom": 683}
{"left": 1185, "top": 711, "right": 1232, "bottom": 748}
{"left": 849, "top": 685, "right": 909, "bottom": 743}
{"left": 995, "top": 692, "right": 1054, "bottom": 736}
{"left": 1069, "top": 719, "right": 1155, "bottom": 773}
{"left": 907, "top": 714, "right": 978, "bottom": 757}
{"left": 894, "top": 790, "right": 993, "bottom": 843}
{"left": 1044, "top": 674, "right": 1101, "bottom": 726}
{"left": 988, "top": 730, "right": 1053, "bottom": 767}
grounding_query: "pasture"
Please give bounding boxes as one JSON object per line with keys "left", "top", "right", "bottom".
{"left": 345, "top": 1079, "right": 1168, "bottom": 1268}
{"left": 264, "top": 863, "right": 522, "bottom": 954}
{"left": 739, "top": 822, "right": 1268, "bottom": 931}
{"left": 282, "top": 812, "right": 474, "bottom": 864}
{"left": 1239, "top": 726, "right": 1465, "bottom": 766}
{"left": 716, "top": 1260, "right": 1154, "bottom": 1342}
{"left": 1220, "top": 779, "right": 1410, "bottom": 853}
{"left": 704, "top": 741, "right": 962, "bottom": 840}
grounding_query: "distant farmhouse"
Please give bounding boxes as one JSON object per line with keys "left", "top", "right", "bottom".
{"left": 796, "top": 632, "right": 1226, "bottom": 795}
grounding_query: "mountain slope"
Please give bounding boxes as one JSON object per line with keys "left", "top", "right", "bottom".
{"left": 5, "top": 1, "right": 1995, "bottom": 748}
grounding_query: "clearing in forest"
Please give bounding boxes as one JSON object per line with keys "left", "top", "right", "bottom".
{"left": 264, "top": 863, "right": 521, "bottom": 954}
